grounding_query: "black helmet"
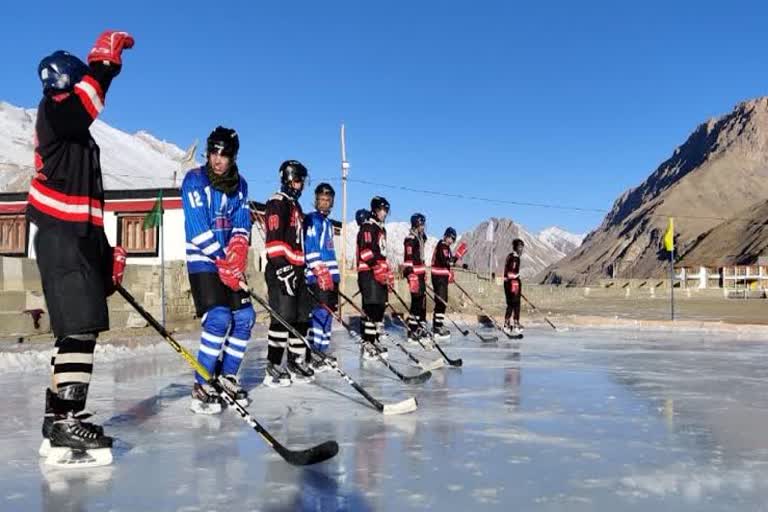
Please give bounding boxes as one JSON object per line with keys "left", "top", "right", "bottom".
{"left": 512, "top": 238, "right": 525, "bottom": 251}
{"left": 410, "top": 213, "right": 426, "bottom": 228}
{"left": 444, "top": 227, "right": 457, "bottom": 240}
{"left": 370, "top": 196, "right": 390, "bottom": 213}
{"left": 314, "top": 182, "right": 335, "bottom": 212}
{"left": 314, "top": 182, "right": 335, "bottom": 198}
{"left": 355, "top": 208, "right": 370, "bottom": 226}
{"left": 38, "top": 50, "right": 88, "bottom": 94}
{"left": 279, "top": 160, "right": 309, "bottom": 199}
{"left": 207, "top": 126, "right": 239, "bottom": 159}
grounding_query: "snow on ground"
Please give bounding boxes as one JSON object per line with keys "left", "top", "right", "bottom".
{"left": 1, "top": 324, "right": 768, "bottom": 511}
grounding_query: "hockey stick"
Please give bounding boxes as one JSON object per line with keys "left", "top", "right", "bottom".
{"left": 521, "top": 293, "right": 566, "bottom": 332}
{"left": 306, "top": 288, "right": 432, "bottom": 384}
{"left": 452, "top": 280, "right": 519, "bottom": 340}
{"left": 116, "top": 285, "right": 338, "bottom": 466}
{"left": 388, "top": 286, "right": 463, "bottom": 367}
{"left": 337, "top": 290, "right": 444, "bottom": 371}
{"left": 425, "top": 283, "right": 498, "bottom": 342}
{"left": 241, "top": 284, "right": 418, "bottom": 415}
{"left": 422, "top": 283, "right": 469, "bottom": 336}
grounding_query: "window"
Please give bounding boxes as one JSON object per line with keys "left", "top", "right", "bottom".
{"left": 0, "top": 215, "right": 28, "bottom": 256}
{"left": 117, "top": 214, "right": 158, "bottom": 256}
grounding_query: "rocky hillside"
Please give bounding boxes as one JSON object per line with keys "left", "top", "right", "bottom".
{"left": 540, "top": 97, "right": 768, "bottom": 284}
{"left": 678, "top": 199, "right": 768, "bottom": 267}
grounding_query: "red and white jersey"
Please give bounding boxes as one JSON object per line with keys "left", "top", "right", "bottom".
{"left": 356, "top": 218, "right": 387, "bottom": 272}
{"left": 264, "top": 192, "right": 305, "bottom": 268}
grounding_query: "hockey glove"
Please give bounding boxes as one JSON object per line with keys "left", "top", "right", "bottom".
{"left": 454, "top": 241, "right": 468, "bottom": 260}
{"left": 224, "top": 235, "right": 249, "bottom": 275}
{"left": 88, "top": 30, "right": 135, "bottom": 66}
{"left": 276, "top": 265, "right": 297, "bottom": 297}
{"left": 112, "top": 245, "right": 127, "bottom": 286}
{"left": 448, "top": 269, "right": 455, "bottom": 284}
{"left": 509, "top": 279, "right": 520, "bottom": 296}
{"left": 216, "top": 263, "right": 242, "bottom": 291}
{"left": 407, "top": 273, "right": 420, "bottom": 294}
{"left": 373, "top": 260, "right": 394, "bottom": 287}
{"left": 312, "top": 264, "right": 334, "bottom": 292}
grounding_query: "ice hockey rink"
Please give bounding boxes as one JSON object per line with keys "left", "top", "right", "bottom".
{"left": 1, "top": 322, "right": 768, "bottom": 511}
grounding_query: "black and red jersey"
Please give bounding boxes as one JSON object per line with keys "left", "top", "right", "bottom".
{"left": 431, "top": 240, "right": 454, "bottom": 279}
{"left": 504, "top": 252, "right": 521, "bottom": 281}
{"left": 264, "top": 192, "right": 304, "bottom": 268}
{"left": 357, "top": 218, "right": 387, "bottom": 272}
{"left": 26, "top": 63, "right": 118, "bottom": 236}
{"left": 403, "top": 231, "right": 426, "bottom": 277}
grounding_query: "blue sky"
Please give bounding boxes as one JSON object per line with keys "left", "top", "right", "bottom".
{"left": 4, "top": 1, "right": 768, "bottom": 236}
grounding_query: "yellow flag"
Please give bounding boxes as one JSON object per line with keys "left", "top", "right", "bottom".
{"left": 663, "top": 217, "right": 674, "bottom": 252}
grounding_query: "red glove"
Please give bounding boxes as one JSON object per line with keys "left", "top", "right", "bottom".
{"left": 312, "top": 264, "right": 333, "bottom": 291}
{"left": 88, "top": 30, "right": 135, "bottom": 66}
{"left": 407, "top": 273, "right": 420, "bottom": 294}
{"left": 373, "top": 260, "right": 394, "bottom": 287}
{"left": 448, "top": 269, "right": 455, "bottom": 284}
{"left": 224, "top": 235, "right": 249, "bottom": 275}
{"left": 215, "top": 259, "right": 242, "bottom": 291}
{"left": 455, "top": 241, "right": 468, "bottom": 259}
{"left": 112, "top": 246, "right": 127, "bottom": 286}
{"left": 509, "top": 279, "right": 520, "bottom": 295}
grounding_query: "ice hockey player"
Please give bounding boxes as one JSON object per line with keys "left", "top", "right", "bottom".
{"left": 29, "top": 31, "right": 135, "bottom": 466}
{"left": 264, "top": 160, "right": 314, "bottom": 386}
{"left": 403, "top": 213, "right": 429, "bottom": 344}
{"left": 503, "top": 238, "right": 525, "bottom": 336}
{"left": 303, "top": 183, "right": 340, "bottom": 372}
{"left": 182, "top": 126, "right": 255, "bottom": 414}
{"left": 357, "top": 197, "right": 394, "bottom": 359}
{"left": 429, "top": 227, "right": 467, "bottom": 340}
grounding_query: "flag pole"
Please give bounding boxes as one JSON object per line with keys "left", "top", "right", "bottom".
{"left": 670, "top": 246, "right": 674, "bottom": 321}
{"left": 159, "top": 189, "right": 166, "bottom": 328}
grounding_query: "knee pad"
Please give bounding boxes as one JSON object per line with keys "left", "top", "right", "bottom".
{"left": 202, "top": 306, "right": 232, "bottom": 337}
{"left": 310, "top": 307, "right": 331, "bottom": 327}
{"left": 232, "top": 306, "right": 256, "bottom": 332}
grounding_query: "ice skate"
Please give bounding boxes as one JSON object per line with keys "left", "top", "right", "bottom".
{"left": 44, "top": 414, "right": 113, "bottom": 468}
{"left": 286, "top": 357, "right": 315, "bottom": 383}
{"left": 190, "top": 383, "right": 224, "bottom": 415}
{"left": 432, "top": 325, "right": 451, "bottom": 341}
{"left": 219, "top": 375, "right": 249, "bottom": 406}
{"left": 263, "top": 362, "right": 292, "bottom": 388}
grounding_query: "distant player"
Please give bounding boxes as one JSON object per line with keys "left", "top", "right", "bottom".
{"left": 30, "top": 31, "right": 135, "bottom": 467}
{"left": 356, "top": 197, "right": 394, "bottom": 359}
{"left": 264, "top": 160, "right": 314, "bottom": 386}
{"left": 430, "top": 227, "right": 467, "bottom": 340}
{"left": 403, "top": 213, "right": 428, "bottom": 343}
{"left": 303, "top": 183, "right": 340, "bottom": 372}
{"left": 503, "top": 238, "right": 525, "bottom": 335}
{"left": 182, "top": 126, "right": 255, "bottom": 414}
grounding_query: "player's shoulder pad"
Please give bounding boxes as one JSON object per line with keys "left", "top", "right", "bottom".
{"left": 181, "top": 166, "right": 208, "bottom": 189}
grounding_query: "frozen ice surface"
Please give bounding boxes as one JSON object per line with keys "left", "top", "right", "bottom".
{"left": 2, "top": 326, "right": 768, "bottom": 511}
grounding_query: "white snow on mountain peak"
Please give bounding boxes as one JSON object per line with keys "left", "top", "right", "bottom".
{"left": 0, "top": 101, "right": 197, "bottom": 192}
{"left": 537, "top": 226, "right": 585, "bottom": 255}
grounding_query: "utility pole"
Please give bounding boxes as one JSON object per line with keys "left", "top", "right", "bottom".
{"left": 339, "top": 124, "right": 349, "bottom": 313}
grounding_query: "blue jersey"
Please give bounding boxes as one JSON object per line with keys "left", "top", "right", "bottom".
{"left": 303, "top": 210, "right": 340, "bottom": 284}
{"left": 181, "top": 167, "right": 252, "bottom": 274}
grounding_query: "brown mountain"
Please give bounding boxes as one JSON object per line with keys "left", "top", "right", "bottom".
{"left": 539, "top": 97, "right": 768, "bottom": 284}
{"left": 678, "top": 199, "right": 768, "bottom": 267}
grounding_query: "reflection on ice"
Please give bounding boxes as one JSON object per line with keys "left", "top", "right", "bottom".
{"left": 1, "top": 327, "right": 768, "bottom": 510}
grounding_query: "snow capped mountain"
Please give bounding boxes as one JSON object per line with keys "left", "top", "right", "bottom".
{"left": 0, "top": 101, "right": 197, "bottom": 192}
{"left": 537, "top": 226, "right": 585, "bottom": 255}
